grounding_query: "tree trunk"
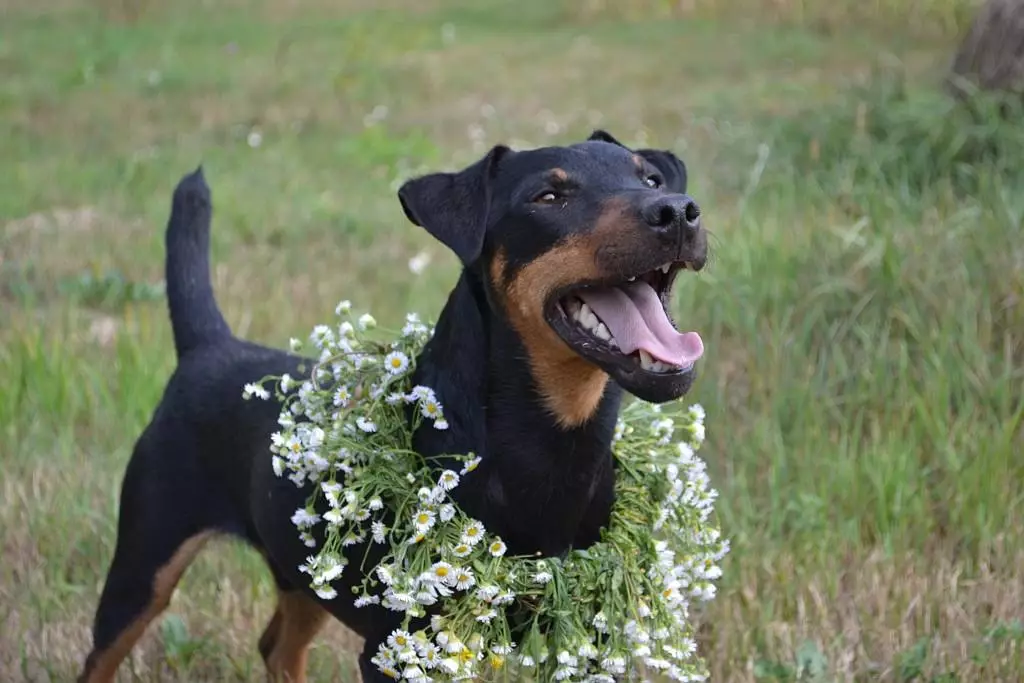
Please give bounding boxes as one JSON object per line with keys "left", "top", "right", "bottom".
{"left": 948, "top": 0, "right": 1024, "bottom": 103}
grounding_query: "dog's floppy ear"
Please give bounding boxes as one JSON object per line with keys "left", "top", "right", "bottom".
{"left": 635, "top": 148, "right": 688, "bottom": 193}
{"left": 588, "top": 130, "right": 688, "bottom": 193}
{"left": 588, "top": 129, "right": 626, "bottom": 147}
{"left": 398, "top": 145, "right": 511, "bottom": 265}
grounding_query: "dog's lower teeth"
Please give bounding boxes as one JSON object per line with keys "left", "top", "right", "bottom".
{"left": 659, "top": 264, "right": 671, "bottom": 274}
{"left": 594, "top": 323, "right": 611, "bottom": 341}
{"left": 638, "top": 350, "right": 655, "bottom": 370}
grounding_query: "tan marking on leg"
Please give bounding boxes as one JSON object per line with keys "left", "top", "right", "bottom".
{"left": 79, "top": 531, "right": 215, "bottom": 683}
{"left": 263, "top": 590, "right": 330, "bottom": 683}
{"left": 495, "top": 199, "right": 638, "bottom": 428}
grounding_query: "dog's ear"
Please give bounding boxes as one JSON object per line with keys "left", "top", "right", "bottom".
{"left": 588, "top": 129, "right": 626, "bottom": 147}
{"left": 398, "top": 145, "right": 511, "bottom": 265}
{"left": 589, "top": 130, "right": 688, "bottom": 193}
{"left": 635, "top": 148, "right": 688, "bottom": 193}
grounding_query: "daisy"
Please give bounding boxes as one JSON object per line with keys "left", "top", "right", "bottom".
{"left": 333, "top": 386, "right": 351, "bottom": 406}
{"left": 384, "top": 351, "right": 410, "bottom": 375}
{"left": 453, "top": 567, "right": 476, "bottom": 590}
{"left": 356, "top": 416, "right": 377, "bottom": 433}
{"left": 533, "top": 571, "right": 553, "bottom": 585}
{"left": 419, "top": 396, "right": 443, "bottom": 420}
{"left": 460, "top": 455, "right": 481, "bottom": 474}
{"left": 451, "top": 543, "right": 472, "bottom": 558}
{"left": 412, "top": 509, "right": 436, "bottom": 534}
{"left": 243, "top": 382, "right": 269, "bottom": 400}
{"left": 427, "top": 561, "right": 455, "bottom": 586}
{"left": 437, "top": 470, "right": 460, "bottom": 491}
{"left": 461, "top": 521, "right": 485, "bottom": 546}
{"left": 439, "top": 504, "right": 456, "bottom": 522}
{"left": 314, "top": 585, "right": 337, "bottom": 600}
{"left": 387, "top": 630, "right": 412, "bottom": 649}
{"left": 488, "top": 539, "right": 507, "bottom": 557}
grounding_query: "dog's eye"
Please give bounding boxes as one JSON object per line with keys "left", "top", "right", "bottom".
{"left": 533, "top": 191, "right": 561, "bottom": 204}
{"left": 644, "top": 174, "right": 663, "bottom": 189}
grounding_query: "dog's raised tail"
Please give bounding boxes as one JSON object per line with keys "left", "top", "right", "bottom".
{"left": 165, "top": 167, "right": 232, "bottom": 357}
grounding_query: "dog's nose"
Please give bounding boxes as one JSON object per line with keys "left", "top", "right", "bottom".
{"left": 643, "top": 195, "right": 701, "bottom": 236}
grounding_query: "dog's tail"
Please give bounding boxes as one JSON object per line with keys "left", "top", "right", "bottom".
{"left": 165, "top": 167, "right": 233, "bottom": 357}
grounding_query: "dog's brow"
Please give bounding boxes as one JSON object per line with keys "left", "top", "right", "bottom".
{"left": 549, "top": 168, "right": 569, "bottom": 182}
{"left": 631, "top": 154, "right": 644, "bottom": 169}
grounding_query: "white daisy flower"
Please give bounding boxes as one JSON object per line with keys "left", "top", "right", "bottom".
{"left": 288, "top": 337, "right": 302, "bottom": 352}
{"left": 356, "top": 416, "right": 377, "bottom": 433}
{"left": 439, "top": 504, "right": 456, "bottom": 522}
{"left": 368, "top": 496, "right": 384, "bottom": 511}
{"left": 271, "top": 455, "right": 285, "bottom": 477}
{"left": 335, "top": 299, "right": 352, "bottom": 315}
{"left": 453, "top": 567, "right": 476, "bottom": 590}
{"left": 358, "top": 313, "right": 376, "bottom": 330}
{"left": 437, "top": 470, "right": 460, "bottom": 491}
{"left": 314, "top": 585, "right": 337, "bottom": 600}
{"left": 372, "top": 521, "right": 388, "bottom": 544}
{"left": 419, "top": 396, "right": 443, "bottom": 420}
{"left": 533, "top": 571, "right": 553, "bottom": 585}
{"left": 433, "top": 418, "right": 449, "bottom": 430}
{"left": 290, "top": 508, "right": 320, "bottom": 529}
{"left": 412, "top": 509, "right": 436, "bottom": 534}
{"left": 488, "top": 539, "right": 507, "bottom": 557}
{"left": 387, "top": 630, "right": 412, "bottom": 650}
{"left": 461, "top": 521, "right": 485, "bottom": 546}
{"left": 243, "top": 382, "right": 269, "bottom": 400}
{"left": 460, "top": 455, "right": 481, "bottom": 474}
{"left": 384, "top": 351, "right": 410, "bottom": 375}
{"left": 333, "top": 386, "right": 351, "bottom": 406}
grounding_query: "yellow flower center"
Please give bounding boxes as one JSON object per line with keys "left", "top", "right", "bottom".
{"left": 435, "top": 567, "right": 449, "bottom": 577}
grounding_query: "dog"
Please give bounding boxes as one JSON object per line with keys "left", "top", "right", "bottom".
{"left": 77, "top": 129, "right": 708, "bottom": 683}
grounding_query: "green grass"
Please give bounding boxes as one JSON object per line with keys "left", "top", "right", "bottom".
{"left": 2, "top": 0, "right": 1022, "bottom": 681}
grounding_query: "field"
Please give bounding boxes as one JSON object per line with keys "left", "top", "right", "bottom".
{"left": 2, "top": 0, "right": 1022, "bottom": 680}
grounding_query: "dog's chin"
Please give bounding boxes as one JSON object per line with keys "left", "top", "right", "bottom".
{"left": 606, "top": 361, "right": 696, "bottom": 403}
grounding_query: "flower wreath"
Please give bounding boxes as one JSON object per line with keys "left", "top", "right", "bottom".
{"left": 244, "top": 300, "right": 729, "bottom": 683}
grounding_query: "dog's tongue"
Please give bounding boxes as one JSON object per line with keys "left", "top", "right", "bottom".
{"left": 577, "top": 280, "right": 704, "bottom": 367}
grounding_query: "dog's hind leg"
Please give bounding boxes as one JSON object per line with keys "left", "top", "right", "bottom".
{"left": 78, "top": 428, "right": 220, "bottom": 683}
{"left": 258, "top": 583, "right": 329, "bottom": 683}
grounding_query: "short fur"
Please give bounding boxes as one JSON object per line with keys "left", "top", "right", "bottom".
{"left": 78, "top": 130, "right": 708, "bottom": 683}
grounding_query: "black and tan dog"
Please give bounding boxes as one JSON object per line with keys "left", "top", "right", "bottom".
{"left": 78, "top": 130, "right": 708, "bottom": 683}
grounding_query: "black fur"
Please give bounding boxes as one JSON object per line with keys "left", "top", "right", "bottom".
{"left": 79, "top": 133, "right": 707, "bottom": 683}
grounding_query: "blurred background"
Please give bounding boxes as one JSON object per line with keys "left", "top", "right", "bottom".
{"left": 1, "top": 0, "right": 1022, "bottom": 680}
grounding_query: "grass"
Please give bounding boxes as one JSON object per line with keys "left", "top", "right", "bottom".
{"left": 1, "top": 0, "right": 1022, "bottom": 680}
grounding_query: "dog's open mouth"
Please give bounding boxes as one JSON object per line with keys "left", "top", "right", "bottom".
{"left": 547, "top": 262, "right": 703, "bottom": 377}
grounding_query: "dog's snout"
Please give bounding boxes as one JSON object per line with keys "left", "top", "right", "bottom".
{"left": 643, "top": 195, "right": 701, "bottom": 235}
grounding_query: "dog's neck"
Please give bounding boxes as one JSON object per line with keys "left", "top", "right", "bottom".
{"left": 410, "top": 270, "right": 623, "bottom": 555}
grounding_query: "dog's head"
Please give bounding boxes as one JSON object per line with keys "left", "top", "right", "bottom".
{"left": 399, "top": 130, "right": 707, "bottom": 427}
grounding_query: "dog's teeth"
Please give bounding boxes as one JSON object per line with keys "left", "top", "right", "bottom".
{"left": 627, "top": 276, "right": 636, "bottom": 282}
{"left": 594, "top": 323, "right": 611, "bottom": 341}
{"left": 638, "top": 350, "right": 655, "bottom": 371}
{"left": 660, "top": 263, "right": 672, "bottom": 274}
{"left": 580, "top": 304, "right": 600, "bottom": 331}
